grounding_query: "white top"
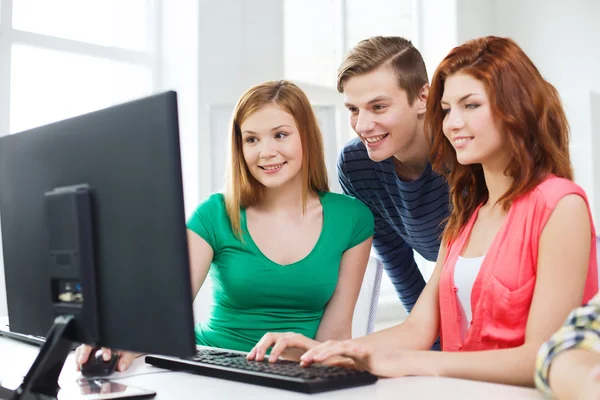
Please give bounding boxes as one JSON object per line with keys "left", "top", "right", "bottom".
{"left": 454, "top": 255, "right": 485, "bottom": 334}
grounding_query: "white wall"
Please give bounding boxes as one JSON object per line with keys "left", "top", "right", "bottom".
{"left": 455, "top": 0, "right": 600, "bottom": 220}
{"left": 455, "top": 0, "right": 494, "bottom": 42}
{"left": 159, "top": 0, "right": 212, "bottom": 323}
{"left": 193, "top": 0, "right": 345, "bottom": 197}
{"left": 0, "top": 214, "right": 5, "bottom": 316}
{"left": 196, "top": 0, "right": 285, "bottom": 202}
{"left": 593, "top": 91, "right": 600, "bottom": 221}
{"left": 418, "top": 0, "right": 457, "bottom": 81}
{"left": 159, "top": 0, "right": 200, "bottom": 216}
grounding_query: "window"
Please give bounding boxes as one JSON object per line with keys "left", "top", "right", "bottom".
{"left": 0, "top": 0, "right": 158, "bottom": 135}
{"left": 0, "top": 0, "right": 163, "bottom": 317}
{"left": 12, "top": 0, "right": 150, "bottom": 51}
{"left": 10, "top": 45, "right": 152, "bottom": 133}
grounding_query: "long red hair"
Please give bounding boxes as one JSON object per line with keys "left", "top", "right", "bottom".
{"left": 426, "top": 36, "right": 572, "bottom": 243}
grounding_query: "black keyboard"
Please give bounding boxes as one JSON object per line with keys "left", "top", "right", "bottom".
{"left": 145, "top": 348, "right": 378, "bottom": 394}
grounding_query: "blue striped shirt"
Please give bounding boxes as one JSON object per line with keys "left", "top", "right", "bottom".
{"left": 337, "top": 137, "right": 450, "bottom": 312}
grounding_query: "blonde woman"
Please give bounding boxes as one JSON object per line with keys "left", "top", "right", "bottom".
{"left": 75, "top": 80, "right": 374, "bottom": 372}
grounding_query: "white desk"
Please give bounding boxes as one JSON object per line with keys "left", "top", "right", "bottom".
{"left": 0, "top": 337, "right": 543, "bottom": 400}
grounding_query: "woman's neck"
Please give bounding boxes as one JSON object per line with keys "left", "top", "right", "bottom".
{"left": 482, "top": 166, "right": 513, "bottom": 209}
{"left": 255, "top": 180, "right": 317, "bottom": 215}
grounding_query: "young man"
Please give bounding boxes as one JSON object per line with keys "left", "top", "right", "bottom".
{"left": 247, "top": 37, "right": 449, "bottom": 360}
{"left": 337, "top": 36, "right": 450, "bottom": 314}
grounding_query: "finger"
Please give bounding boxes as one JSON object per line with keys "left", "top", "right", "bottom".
{"left": 312, "top": 342, "right": 352, "bottom": 362}
{"left": 280, "top": 347, "right": 309, "bottom": 362}
{"left": 314, "top": 342, "right": 367, "bottom": 365}
{"left": 117, "top": 352, "right": 136, "bottom": 372}
{"left": 246, "top": 343, "right": 258, "bottom": 361}
{"left": 75, "top": 358, "right": 80, "bottom": 371}
{"left": 268, "top": 339, "right": 292, "bottom": 363}
{"left": 246, "top": 346, "right": 258, "bottom": 360}
{"left": 268, "top": 336, "right": 310, "bottom": 363}
{"left": 322, "top": 356, "right": 357, "bottom": 369}
{"left": 300, "top": 341, "right": 336, "bottom": 365}
{"left": 77, "top": 345, "right": 94, "bottom": 366}
{"left": 299, "top": 349, "right": 322, "bottom": 367}
{"left": 74, "top": 346, "right": 81, "bottom": 370}
{"left": 254, "top": 334, "right": 279, "bottom": 361}
{"left": 101, "top": 347, "right": 114, "bottom": 362}
{"left": 301, "top": 341, "right": 357, "bottom": 366}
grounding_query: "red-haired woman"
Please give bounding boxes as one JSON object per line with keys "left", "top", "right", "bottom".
{"left": 251, "top": 36, "right": 598, "bottom": 387}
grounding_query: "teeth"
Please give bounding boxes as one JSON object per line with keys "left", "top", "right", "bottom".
{"left": 454, "top": 137, "right": 473, "bottom": 145}
{"left": 365, "top": 134, "right": 388, "bottom": 143}
{"left": 262, "top": 163, "right": 284, "bottom": 170}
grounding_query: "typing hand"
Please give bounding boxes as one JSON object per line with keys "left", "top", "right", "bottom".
{"left": 299, "top": 339, "right": 391, "bottom": 375}
{"left": 247, "top": 332, "right": 320, "bottom": 363}
{"left": 74, "top": 344, "right": 137, "bottom": 372}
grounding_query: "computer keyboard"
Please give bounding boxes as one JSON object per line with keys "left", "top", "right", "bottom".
{"left": 145, "top": 348, "right": 378, "bottom": 394}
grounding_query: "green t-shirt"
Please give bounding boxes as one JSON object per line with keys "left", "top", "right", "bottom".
{"left": 186, "top": 191, "right": 374, "bottom": 351}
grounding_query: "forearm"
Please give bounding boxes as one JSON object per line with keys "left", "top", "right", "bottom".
{"left": 190, "top": 272, "right": 208, "bottom": 301}
{"left": 549, "top": 349, "right": 600, "bottom": 399}
{"left": 315, "top": 322, "right": 351, "bottom": 342}
{"left": 314, "top": 295, "right": 354, "bottom": 342}
{"left": 355, "top": 319, "right": 435, "bottom": 352}
{"left": 411, "top": 344, "right": 540, "bottom": 386}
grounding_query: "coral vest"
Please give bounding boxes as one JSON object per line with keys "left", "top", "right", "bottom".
{"left": 439, "top": 176, "right": 598, "bottom": 351}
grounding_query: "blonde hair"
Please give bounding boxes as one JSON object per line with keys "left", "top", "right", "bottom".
{"left": 337, "top": 36, "right": 428, "bottom": 104}
{"left": 224, "top": 80, "right": 329, "bottom": 238}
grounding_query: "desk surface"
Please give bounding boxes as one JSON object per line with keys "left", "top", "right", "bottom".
{"left": 0, "top": 336, "right": 543, "bottom": 400}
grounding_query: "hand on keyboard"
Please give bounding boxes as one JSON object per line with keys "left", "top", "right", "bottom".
{"left": 247, "top": 332, "right": 320, "bottom": 363}
{"left": 299, "top": 339, "right": 381, "bottom": 374}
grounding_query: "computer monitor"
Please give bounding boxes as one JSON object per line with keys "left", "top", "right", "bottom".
{"left": 0, "top": 92, "right": 196, "bottom": 399}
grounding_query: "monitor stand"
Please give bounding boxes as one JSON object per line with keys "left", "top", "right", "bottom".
{"left": 7, "top": 315, "right": 77, "bottom": 399}
{"left": 0, "top": 315, "right": 155, "bottom": 400}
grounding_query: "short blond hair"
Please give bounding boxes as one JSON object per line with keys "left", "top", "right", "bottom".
{"left": 337, "top": 36, "right": 428, "bottom": 104}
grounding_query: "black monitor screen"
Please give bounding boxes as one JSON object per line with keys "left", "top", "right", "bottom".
{"left": 0, "top": 91, "right": 195, "bottom": 359}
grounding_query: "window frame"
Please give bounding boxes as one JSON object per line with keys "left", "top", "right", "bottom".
{"left": 0, "top": 0, "right": 163, "bottom": 136}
